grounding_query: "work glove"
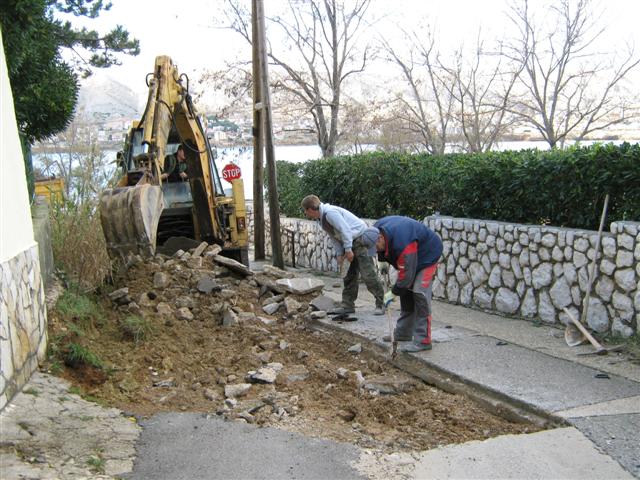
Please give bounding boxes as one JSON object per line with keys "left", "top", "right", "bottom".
{"left": 383, "top": 290, "right": 396, "bottom": 307}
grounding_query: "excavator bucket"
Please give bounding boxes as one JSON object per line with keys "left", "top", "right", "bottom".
{"left": 99, "top": 184, "right": 164, "bottom": 259}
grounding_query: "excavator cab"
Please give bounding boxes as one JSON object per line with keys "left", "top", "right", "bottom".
{"left": 99, "top": 55, "right": 249, "bottom": 266}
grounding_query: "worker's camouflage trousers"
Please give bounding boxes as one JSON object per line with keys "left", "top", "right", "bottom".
{"left": 341, "top": 236, "right": 385, "bottom": 309}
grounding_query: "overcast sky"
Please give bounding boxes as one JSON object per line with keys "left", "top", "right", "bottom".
{"left": 75, "top": 0, "right": 640, "bottom": 101}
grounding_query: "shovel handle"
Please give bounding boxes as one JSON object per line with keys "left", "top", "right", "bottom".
{"left": 563, "top": 308, "right": 604, "bottom": 351}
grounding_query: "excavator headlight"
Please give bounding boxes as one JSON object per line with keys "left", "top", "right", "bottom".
{"left": 237, "top": 217, "right": 246, "bottom": 231}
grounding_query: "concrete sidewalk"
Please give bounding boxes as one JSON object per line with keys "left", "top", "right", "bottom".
{"left": 1, "top": 263, "right": 638, "bottom": 479}
{"left": 314, "top": 267, "right": 640, "bottom": 478}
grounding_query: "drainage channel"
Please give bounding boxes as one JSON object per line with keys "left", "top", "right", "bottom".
{"left": 312, "top": 319, "right": 567, "bottom": 430}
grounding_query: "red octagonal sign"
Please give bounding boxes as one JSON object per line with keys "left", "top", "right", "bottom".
{"left": 222, "top": 163, "right": 242, "bottom": 183}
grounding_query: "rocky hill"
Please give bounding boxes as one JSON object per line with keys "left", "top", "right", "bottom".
{"left": 76, "top": 74, "right": 143, "bottom": 123}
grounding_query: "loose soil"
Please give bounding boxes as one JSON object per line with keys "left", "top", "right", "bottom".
{"left": 45, "top": 248, "right": 541, "bottom": 453}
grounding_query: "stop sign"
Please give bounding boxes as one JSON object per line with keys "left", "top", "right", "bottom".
{"left": 222, "top": 163, "right": 242, "bottom": 182}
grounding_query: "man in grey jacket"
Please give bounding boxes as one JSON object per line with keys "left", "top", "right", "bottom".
{"left": 301, "top": 195, "right": 385, "bottom": 315}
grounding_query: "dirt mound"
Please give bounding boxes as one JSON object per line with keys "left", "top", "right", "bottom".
{"left": 46, "top": 244, "right": 539, "bottom": 452}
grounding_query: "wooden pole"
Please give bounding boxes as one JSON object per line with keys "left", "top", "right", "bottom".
{"left": 251, "top": 0, "right": 265, "bottom": 260}
{"left": 255, "top": 0, "right": 284, "bottom": 268}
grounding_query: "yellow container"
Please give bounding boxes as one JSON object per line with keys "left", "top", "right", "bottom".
{"left": 34, "top": 178, "right": 64, "bottom": 204}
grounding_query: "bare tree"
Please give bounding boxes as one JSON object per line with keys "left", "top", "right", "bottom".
{"left": 381, "top": 30, "right": 457, "bottom": 155}
{"left": 382, "top": 25, "right": 523, "bottom": 155}
{"left": 35, "top": 113, "right": 114, "bottom": 206}
{"left": 442, "top": 39, "right": 523, "bottom": 153}
{"left": 224, "top": 0, "right": 372, "bottom": 158}
{"left": 505, "top": 0, "right": 640, "bottom": 148}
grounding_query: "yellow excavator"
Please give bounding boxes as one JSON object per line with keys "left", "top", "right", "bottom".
{"left": 99, "top": 55, "right": 249, "bottom": 265}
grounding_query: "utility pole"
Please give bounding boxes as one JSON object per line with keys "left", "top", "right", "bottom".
{"left": 251, "top": 0, "right": 265, "bottom": 260}
{"left": 254, "top": 0, "right": 283, "bottom": 268}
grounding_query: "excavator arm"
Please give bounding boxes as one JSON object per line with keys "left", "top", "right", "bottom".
{"left": 100, "top": 56, "right": 248, "bottom": 263}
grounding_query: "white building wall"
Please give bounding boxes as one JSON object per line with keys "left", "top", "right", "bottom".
{"left": 0, "top": 30, "right": 48, "bottom": 411}
{"left": 0, "top": 33, "right": 35, "bottom": 261}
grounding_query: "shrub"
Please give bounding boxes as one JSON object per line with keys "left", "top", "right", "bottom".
{"left": 50, "top": 199, "right": 111, "bottom": 291}
{"left": 56, "top": 289, "right": 103, "bottom": 330}
{"left": 64, "top": 342, "right": 103, "bottom": 369}
{"left": 277, "top": 143, "right": 640, "bottom": 229}
{"left": 121, "top": 315, "right": 152, "bottom": 344}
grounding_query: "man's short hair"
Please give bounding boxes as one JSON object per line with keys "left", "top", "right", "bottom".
{"left": 301, "top": 195, "right": 321, "bottom": 211}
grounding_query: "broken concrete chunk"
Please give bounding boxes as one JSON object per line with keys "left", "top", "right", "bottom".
{"left": 212, "top": 255, "right": 254, "bottom": 276}
{"left": 257, "top": 316, "right": 276, "bottom": 326}
{"left": 203, "top": 388, "right": 220, "bottom": 401}
{"left": 336, "top": 368, "right": 349, "bottom": 379}
{"left": 196, "top": 276, "right": 219, "bottom": 294}
{"left": 153, "top": 272, "right": 171, "bottom": 289}
{"left": 156, "top": 302, "right": 173, "bottom": 316}
{"left": 248, "top": 367, "right": 278, "bottom": 384}
{"left": 310, "top": 295, "right": 338, "bottom": 312}
{"left": 187, "top": 256, "right": 203, "bottom": 269}
{"left": 108, "top": 287, "right": 129, "bottom": 303}
{"left": 224, "top": 383, "right": 252, "bottom": 398}
{"left": 254, "top": 274, "right": 286, "bottom": 294}
{"left": 284, "top": 297, "right": 303, "bottom": 314}
{"left": 204, "top": 244, "right": 223, "bottom": 257}
{"left": 176, "top": 307, "right": 194, "bottom": 321}
{"left": 310, "top": 311, "right": 327, "bottom": 319}
{"left": 347, "top": 343, "right": 362, "bottom": 354}
{"left": 262, "top": 265, "right": 295, "bottom": 279}
{"left": 219, "top": 289, "right": 237, "bottom": 300}
{"left": 222, "top": 309, "right": 238, "bottom": 327}
{"left": 175, "top": 296, "right": 195, "bottom": 309}
{"left": 256, "top": 351, "right": 272, "bottom": 363}
{"left": 275, "top": 277, "right": 324, "bottom": 295}
{"left": 362, "top": 375, "right": 416, "bottom": 395}
{"left": 262, "top": 294, "right": 285, "bottom": 306}
{"left": 192, "top": 241, "right": 209, "bottom": 258}
{"left": 263, "top": 303, "right": 281, "bottom": 315}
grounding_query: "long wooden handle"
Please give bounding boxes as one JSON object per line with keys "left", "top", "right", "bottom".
{"left": 580, "top": 194, "right": 610, "bottom": 324}
{"left": 564, "top": 308, "right": 604, "bottom": 351}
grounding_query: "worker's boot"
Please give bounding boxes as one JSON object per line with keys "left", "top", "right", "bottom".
{"left": 400, "top": 342, "right": 432, "bottom": 352}
{"left": 329, "top": 305, "right": 355, "bottom": 315}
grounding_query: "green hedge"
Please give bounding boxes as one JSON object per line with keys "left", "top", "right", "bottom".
{"left": 273, "top": 142, "right": 640, "bottom": 230}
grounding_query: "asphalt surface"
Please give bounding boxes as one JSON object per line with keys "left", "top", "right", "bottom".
{"left": 1, "top": 261, "right": 638, "bottom": 479}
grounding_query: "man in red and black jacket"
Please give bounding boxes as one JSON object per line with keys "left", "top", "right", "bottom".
{"left": 374, "top": 216, "right": 443, "bottom": 352}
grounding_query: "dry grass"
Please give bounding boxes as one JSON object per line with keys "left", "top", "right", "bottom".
{"left": 50, "top": 201, "right": 111, "bottom": 291}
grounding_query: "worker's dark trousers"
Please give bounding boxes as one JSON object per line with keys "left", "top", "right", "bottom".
{"left": 342, "top": 237, "right": 385, "bottom": 309}
{"left": 394, "top": 263, "right": 438, "bottom": 345}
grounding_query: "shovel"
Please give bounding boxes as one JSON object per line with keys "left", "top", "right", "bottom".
{"left": 563, "top": 308, "right": 607, "bottom": 355}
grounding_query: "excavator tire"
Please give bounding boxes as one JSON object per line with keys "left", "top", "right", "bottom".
{"left": 99, "top": 184, "right": 164, "bottom": 259}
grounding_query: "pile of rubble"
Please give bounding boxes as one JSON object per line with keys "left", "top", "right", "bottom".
{"left": 47, "top": 241, "right": 537, "bottom": 452}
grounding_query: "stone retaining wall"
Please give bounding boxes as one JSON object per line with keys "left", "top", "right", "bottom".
{"left": 0, "top": 244, "right": 48, "bottom": 410}
{"left": 252, "top": 213, "right": 638, "bottom": 337}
